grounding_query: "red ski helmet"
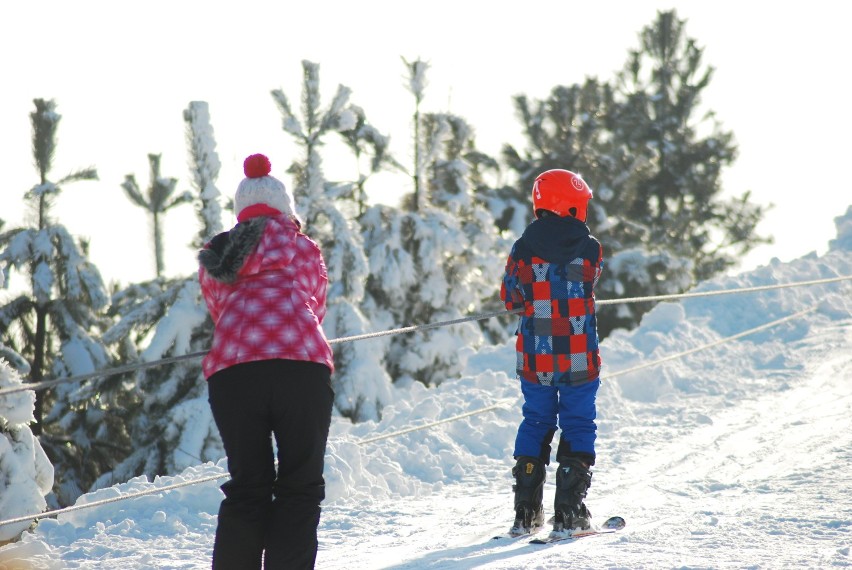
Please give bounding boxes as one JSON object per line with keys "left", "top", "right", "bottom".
{"left": 531, "top": 169, "right": 593, "bottom": 221}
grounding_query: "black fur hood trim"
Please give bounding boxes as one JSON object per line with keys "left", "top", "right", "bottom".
{"left": 198, "top": 217, "right": 268, "bottom": 283}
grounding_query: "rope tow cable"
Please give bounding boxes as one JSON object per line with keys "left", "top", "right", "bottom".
{"left": 354, "top": 398, "right": 516, "bottom": 446}
{"left": 595, "top": 275, "right": 852, "bottom": 306}
{"left": 0, "top": 473, "right": 228, "bottom": 528}
{"left": 604, "top": 304, "right": 819, "bottom": 379}
{"left": 353, "top": 303, "right": 823, "bottom": 447}
{"left": 1, "top": 274, "right": 848, "bottom": 398}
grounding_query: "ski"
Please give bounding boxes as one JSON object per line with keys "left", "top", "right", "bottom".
{"left": 529, "top": 516, "right": 626, "bottom": 545}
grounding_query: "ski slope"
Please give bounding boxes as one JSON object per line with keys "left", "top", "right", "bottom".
{"left": 317, "top": 317, "right": 852, "bottom": 569}
{"left": 1, "top": 210, "right": 850, "bottom": 569}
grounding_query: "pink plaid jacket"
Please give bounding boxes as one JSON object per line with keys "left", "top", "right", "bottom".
{"left": 198, "top": 214, "right": 334, "bottom": 379}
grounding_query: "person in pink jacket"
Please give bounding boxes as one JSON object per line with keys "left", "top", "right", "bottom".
{"left": 198, "top": 154, "right": 334, "bottom": 570}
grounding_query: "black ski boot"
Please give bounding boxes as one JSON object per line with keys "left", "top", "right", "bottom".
{"left": 509, "top": 456, "right": 545, "bottom": 536}
{"left": 553, "top": 457, "right": 593, "bottom": 532}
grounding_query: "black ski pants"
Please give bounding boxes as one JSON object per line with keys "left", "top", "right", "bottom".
{"left": 207, "top": 359, "right": 333, "bottom": 570}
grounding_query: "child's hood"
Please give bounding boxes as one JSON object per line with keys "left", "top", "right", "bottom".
{"left": 520, "top": 215, "right": 592, "bottom": 263}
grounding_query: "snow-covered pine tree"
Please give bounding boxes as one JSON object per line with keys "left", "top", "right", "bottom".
{"left": 0, "top": 349, "right": 53, "bottom": 544}
{"left": 184, "top": 102, "right": 224, "bottom": 248}
{"left": 271, "top": 61, "right": 393, "bottom": 422}
{"left": 121, "top": 154, "right": 193, "bottom": 278}
{"left": 0, "top": 98, "right": 120, "bottom": 505}
{"left": 96, "top": 102, "right": 223, "bottom": 487}
{"left": 338, "top": 103, "right": 403, "bottom": 218}
{"left": 361, "top": 59, "right": 508, "bottom": 388}
{"left": 601, "top": 9, "right": 770, "bottom": 334}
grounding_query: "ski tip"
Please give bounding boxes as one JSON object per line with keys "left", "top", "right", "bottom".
{"left": 601, "top": 516, "right": 626, "bottom": 530}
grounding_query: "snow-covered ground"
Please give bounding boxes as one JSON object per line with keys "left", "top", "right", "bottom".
{"left": 2, "top": 209, "right": 851, "bottom": 569}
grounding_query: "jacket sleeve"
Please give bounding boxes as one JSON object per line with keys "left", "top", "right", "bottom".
{"left": 500, "top": 247, "right": 525, "bottom": 311}
{"left": 313, "top": 252, "right": 329, "bottom": 325}
{"left": 592, "top": 242, "right": 603, "bottom": 291}
{"left": 198, "top": 267, "right": 223, "bottom": 324}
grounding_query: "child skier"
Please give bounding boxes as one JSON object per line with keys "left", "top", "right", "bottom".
{"left": 500, "top": 169, "right": 603, "bottom": 537}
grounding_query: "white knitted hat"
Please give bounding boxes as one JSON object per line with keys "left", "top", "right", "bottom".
{"left": 234, "top": 154, "right": 296, "bottom": 220}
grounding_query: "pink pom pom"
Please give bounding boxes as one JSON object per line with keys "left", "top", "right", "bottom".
{"left": 243, "top": 154, "right": 272, "bottom": 178}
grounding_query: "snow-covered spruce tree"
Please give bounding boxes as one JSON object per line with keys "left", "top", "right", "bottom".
{"left": 0, "top": 98, "right": 122, "bottom": 506}
{"left": 95, "top": 102, "right": 222, "bottom": 488}
{"left": 0, "top": 352, "right": 54, "bottom": 544}
{"left": 121, "top": 153, "right": 193, "bottom": 278}
{"left": 602, "top": 9, "right": 770, "bottom": 334}
{"left": 361, "top": 58, "right": 508, "bottom": 388}
{"left": 271, "top": 60, "right": 393, "bottom": 422}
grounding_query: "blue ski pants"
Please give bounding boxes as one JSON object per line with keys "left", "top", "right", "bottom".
{"left": 514, "top": 378, "right": 599, "bottom": 466}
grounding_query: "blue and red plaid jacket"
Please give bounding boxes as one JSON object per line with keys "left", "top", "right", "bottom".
{"left": 500, "top": 214, "right": 603, "bottom": 386}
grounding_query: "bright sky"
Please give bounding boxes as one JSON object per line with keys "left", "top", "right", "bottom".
{"left": 2, "top": 1, "right": 850, "bottom": 286}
